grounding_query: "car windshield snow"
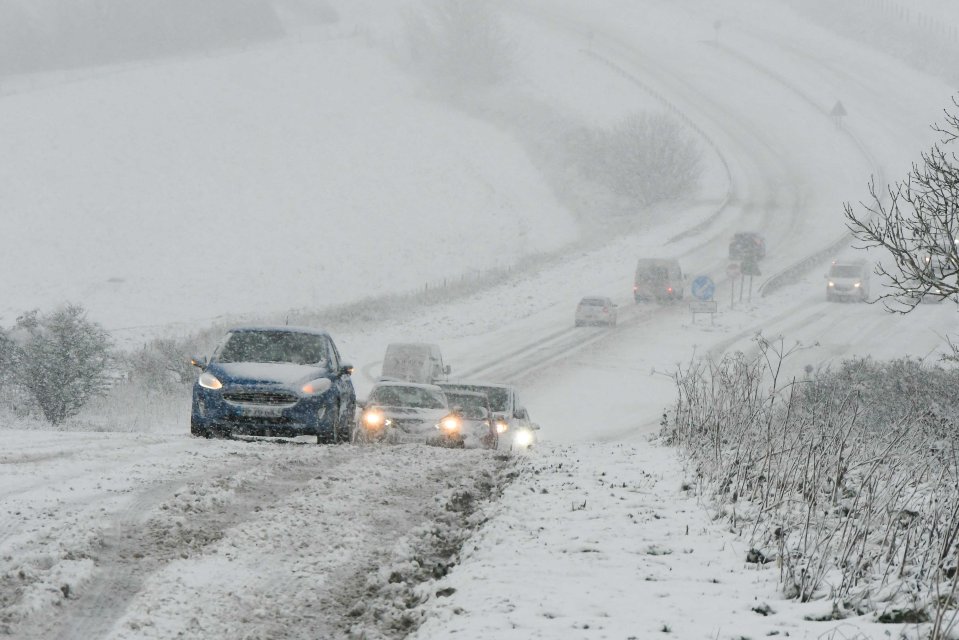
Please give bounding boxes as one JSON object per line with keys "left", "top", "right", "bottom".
{"left": 580, "top": 298, "right": 607, "bottom": 306}
{"left": 829, "top": 265, "right": 864, "bottom": 278}
{"left": 216, "top": 331, "right": 329, "bottom": 365}
{"left": 368, "top": 386, "right": 446, "bottom": 409}
{"left": 442, "top": 384, "right": 509, "bottom": 413}
{"left": 445, "top": 393, "right": 490, "bottom": 419}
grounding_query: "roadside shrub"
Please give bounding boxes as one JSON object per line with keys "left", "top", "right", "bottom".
{"left": 123, "top": 336, "right": 201, "bottom": 396}
{"left": 665, "top": 338, "right": 959, "bottom": 635}
{"left": 579, "top": 111, "right": 703, "bottom": 211}
{"left": 11, "top": 305, "right": 111, "bottom": 425}
{"left": 404, "top": 0, "right": 515, "bottom": 90}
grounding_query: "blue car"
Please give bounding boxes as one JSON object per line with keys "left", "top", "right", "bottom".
{"left": 190, "top": 326, "right": 356, "bottom": 443}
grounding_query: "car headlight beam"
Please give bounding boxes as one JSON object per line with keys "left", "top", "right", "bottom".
{"left": 363, "top": 409, "right": 386, "bottom": 429}
{"left": 513, "top": 428, "right": 534, "bottom": 448}
{"left": 438, "top": 415, "right": 462, "bottom": 433}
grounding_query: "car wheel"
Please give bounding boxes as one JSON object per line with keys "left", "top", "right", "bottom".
{"left": 338, "top": 401, "right": 355, "bottom": 443}
{"left": 190, "top": 416, "right": 210, "bottom": 438}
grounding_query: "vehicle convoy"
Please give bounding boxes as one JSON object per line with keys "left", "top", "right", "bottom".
{"left": 439, "top": 381, "right": 538, "bottom": 450}
{"left": 355, "top": 381, "right": 451, "bottom": 444}
{"left": 825, "top": 259, "right": 871, "bottom": 302}
{"left": 633, "top": 258, "right": 685, "bottom": 303}
{"left": 729, "top": 232, "right": 767, "bottom": 261}
{"left": 380, "top": 343, "right": 450, "bottom": 384}
{"left": 574, "top": 296, "right": 617, "bottom": 327}
{"left": 190, "top": 326, "right": 355, "bottom": 443}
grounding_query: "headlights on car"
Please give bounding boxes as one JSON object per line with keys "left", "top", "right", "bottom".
{"left": 827, "top": 281, "right": 835, "bottom": 288}
{"left": 513, "top": 428, "right": 534, "bottom": 448}
{"left": 495, "top": 420, "right": 509, "bottom": 434}
{"left": 198, "top": 371, "right": 223, "bottom": 390}
{"left": 853, "top": 282, "right": 862, "bottom": 288}
{"left": 301, "top": 378, "right": 332, "bottom": 395}
{"left": 438, "top": 415, "right": 462, "bottom": 433}
{"left": 362, "top": 409, "right": 389, "bottom": 429}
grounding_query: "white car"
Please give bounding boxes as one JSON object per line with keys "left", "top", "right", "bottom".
{"left": 825, "top": 260, "right": 870, "bottom": 302}
{"left": 574, "top": 296, "right": 617, "bottom": 327}
{"left": 438, "top": 382, "right": 539, "bottom": 450}
{"left": 355, "top": 381, "right": 451, "bottom": 444}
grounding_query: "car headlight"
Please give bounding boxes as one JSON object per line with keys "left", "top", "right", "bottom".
{"left": 363, "top": 409, "right": 387, "bottom": 429}
{"left": 438, "top": 415, "right": 461, "bottom": 433}
{"left": 198, "top": 371, "right": 223, "bottom": 390}
{"left": 853, "top": 282, "right": 861, "bottom": 288}
{"left": 495, "top": 420, "right": 509, "bottom": 434}
{"left": 301, "top": 378, "right": 332, "bottom": 395}
{"left": 827, "top": 281, "right": 835, "bottom": 288}
{"left": 513, "top": 428, "right": 534, "bottom": 448}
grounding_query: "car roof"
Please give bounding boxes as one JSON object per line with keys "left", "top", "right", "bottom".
{"left": 227, "top": 325, "right": 330, "bottom": 337}
{"left": 371, "top": 381, "right": 444, "bottom": 392}
{"left": 440, "top": 381, "right": 513, "bottom": 391}
{"left": 444, "top": 389, "right": 488, "bottom": 398}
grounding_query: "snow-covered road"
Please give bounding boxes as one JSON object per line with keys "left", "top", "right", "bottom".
{"left": 2, "top": 1, "right": 958, "bottom": 638}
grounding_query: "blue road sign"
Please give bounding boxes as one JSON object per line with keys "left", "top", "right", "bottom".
{"left": 691, "top": 275, "right": 716, "bottom": 301}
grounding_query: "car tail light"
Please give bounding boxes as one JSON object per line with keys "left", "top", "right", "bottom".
{"left": 667, "top": 287, "right": 673, "bottom": 293}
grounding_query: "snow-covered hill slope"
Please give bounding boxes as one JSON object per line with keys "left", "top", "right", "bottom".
{"left": 0, "top": 32, "right": 577, "bottom": 333}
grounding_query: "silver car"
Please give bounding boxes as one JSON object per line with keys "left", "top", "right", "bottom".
{"left": 825, "top": 260, "right": 870, "bottom": 302}
{"left": 574, "top": 296, "right": 617, "bottom": 327}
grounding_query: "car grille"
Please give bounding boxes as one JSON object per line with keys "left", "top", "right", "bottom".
{"left": 223, "top": 391, "right": 298, "bottom": 406}
{"left": 229, "top": 415, "right": 296, "bottom": 426}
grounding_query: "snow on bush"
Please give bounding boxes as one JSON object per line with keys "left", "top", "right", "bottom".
{"left": 403, "top": 0, "right": 515, "bottom": 91}
{"left": 9, "top": 304, "right": 111, "bottom": 425}
{"left": 664, "top": 336, "right": 959, "bottom": 637}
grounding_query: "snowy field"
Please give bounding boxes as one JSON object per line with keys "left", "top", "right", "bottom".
{"left": 3, "top": 0, "right": 959, "bottom": 638}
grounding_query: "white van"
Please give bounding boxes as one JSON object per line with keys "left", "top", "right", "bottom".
{"left": 380, "top": 343, "right": 451, "bottom": 384}
{"left": 634, "top": 258, "right": 685, "bottom": 302}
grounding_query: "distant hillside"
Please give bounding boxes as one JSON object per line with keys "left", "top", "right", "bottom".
{"left": 0, "top": 0, "right": 284, "bottom": 76}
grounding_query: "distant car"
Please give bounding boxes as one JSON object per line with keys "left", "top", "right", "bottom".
{"left": 438, "top": 382, "right": 538, "bottom": 450}
{"left": 575, "top": 296, "right": 617, "bottom": 327}
{"left": 190, "top": 326, "right": 355, "bottom": 443}
{"left": 825, "top": 260, "right": 870, "bottom": 302}
{"left": 355, "top": 381, "right": 451, "bottom": 444}
{"left": 443, "top": 389, "right": 499, "bottom": 449}
{"left": 729, "top": 232, "right": 767, "bottom": 261}
{"left": 634, "top": 258, "right": 685, "bottom": 303}
{"left": 380, "top": 343, "right": 450, "bottom": 384}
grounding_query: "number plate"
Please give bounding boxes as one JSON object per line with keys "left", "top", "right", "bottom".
{"left": 240, "top": 405, "right": 283, "bottom": 418}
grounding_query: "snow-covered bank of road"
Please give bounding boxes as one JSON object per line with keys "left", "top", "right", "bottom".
{"left": 414, "top": 441, "right": 899, "bottom": 640}
{"left": 0, "top": 434, "right": 513, "bottom": 639}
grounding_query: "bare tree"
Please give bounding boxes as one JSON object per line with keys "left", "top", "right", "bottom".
{"left": 844, "top": 98, "right": 959, "bottom": 311}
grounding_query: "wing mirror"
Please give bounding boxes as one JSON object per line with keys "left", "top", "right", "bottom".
{"left": 339, "top": 362, "right": 354, "bottom": 377}
{"left": 190, "top": 355, "right": 208, "bottom": 370}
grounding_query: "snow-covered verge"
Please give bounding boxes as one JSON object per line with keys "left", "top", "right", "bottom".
{"left": 0, "top": 435, "right": 515, "bottom": 639}
{"left": 413, "top": 441, "right": 908, "bottom": 640}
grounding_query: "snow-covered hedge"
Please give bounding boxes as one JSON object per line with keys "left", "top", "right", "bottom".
{"left": 664, "top": 337, "right": 959, "bottom": 636}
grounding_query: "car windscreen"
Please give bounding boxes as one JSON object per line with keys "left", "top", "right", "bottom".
{"left": 829, "top": 265, "right": 863, "bottom": 278}
{"left": 445, "top": 393, "right": 490, "bottom": 419}
{"left": 637, "top": 266, "right": 669, "bottom": 283}
{"left": 217, "top": 331, "right": 328, "bottom": 365}
{"left": 441, "top": 385, "right": 509, "bottom": 412}
{"left": 579, "top": 298, "right": 607, "bottom": 306}
{"left": 368, "top": 386, "right": 446, "bottom": 409}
